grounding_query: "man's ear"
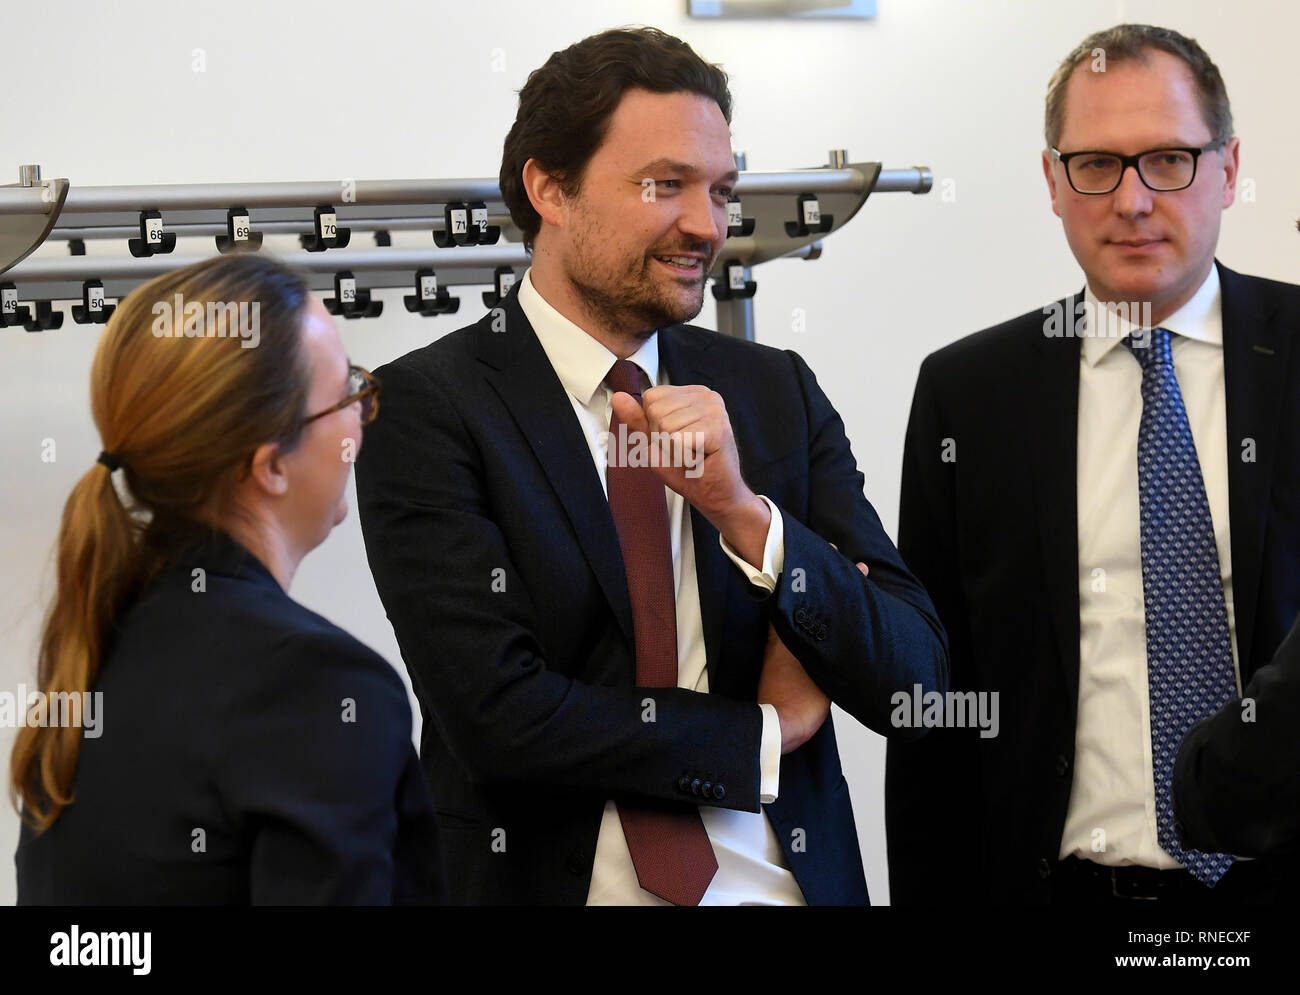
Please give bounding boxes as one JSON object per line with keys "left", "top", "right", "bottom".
{"left": 1219, "top": 136, "right": 1241, "bottom": 209}
{"left": 1042, "top": 148, "right": 1062, "bottom": 219}
{"left": 522, "top": 157, "right": 569, "bottom": 234}
{"left": 247, "top": 440, "right": 289, "bottom": 497}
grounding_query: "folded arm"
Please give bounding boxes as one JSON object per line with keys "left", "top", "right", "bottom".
{"left": 741, "top": 350, "right": 949, "bottom": 737}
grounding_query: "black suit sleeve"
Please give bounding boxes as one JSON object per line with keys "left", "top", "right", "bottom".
{"left": 1174, "top": 620, "right": 1300, "bottom": 856}
{"left": 355, "top": 359, "right": 765, "bottom": 812}
{"left": 885, "top": 356, "right": 984, "bottom": 904}
{"left": 220, "top": 630, "right": 441, "bottom": 905}
{"left": 746, "top": 349, "right": 948, "bottom": 735}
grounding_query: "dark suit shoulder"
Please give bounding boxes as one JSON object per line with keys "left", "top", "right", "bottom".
{"left": 133, "top": 559, "right": 379, "bottom": 656}
{"left": 1219, "top": 263, "right": 1300, "bottom": 320}
{"left": 920, "top": 303, "right": 1059, "bottom": 383}
{"left": 669, "top": 321, "right": 801, "bottom": 372}
{"left": 230, "top": 595, "right": 405, "bottom": 705}
{"left": 372, "top": 315, "right": 487, "bottom": 387}
{"left": 918, "top": 265, "right": 1300, "bottom": 387}
{"left": 123, "top": 556, "right": 406, "bottom": 713}
{"left": 1220, "top": 261, "right": 1300, "bottom": 297}
{"left": 673, "top": 320, "right": 785, "bottom": 355}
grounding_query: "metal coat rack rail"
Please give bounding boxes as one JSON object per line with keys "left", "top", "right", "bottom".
{"left": 0, "top": 152, "right": 931, "bottom": 339}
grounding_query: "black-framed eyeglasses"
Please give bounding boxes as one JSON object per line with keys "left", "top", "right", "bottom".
{"left": 302, "top": 364, "right": 380, "bottom": 427}
{"left": 1050, "top": 143, "right": 1223, "bottom": 195}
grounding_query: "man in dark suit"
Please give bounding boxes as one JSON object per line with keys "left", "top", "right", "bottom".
{"left": 887, "top": 23, "right": 1300, "bottom": 904}
{"left": 355, "top": 26, "right": 947, "bottom": 905}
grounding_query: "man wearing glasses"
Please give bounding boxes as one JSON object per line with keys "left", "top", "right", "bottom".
{"left": 887, "top": 23, "right": 1300, "bottom": 904}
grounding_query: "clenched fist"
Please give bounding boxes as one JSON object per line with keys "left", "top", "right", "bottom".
{"left": 610, "top": 384, "right": 771, "bottom": 567}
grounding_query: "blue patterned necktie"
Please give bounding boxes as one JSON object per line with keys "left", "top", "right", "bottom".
{"left": 1124, "top": 328, "right": 1236, "bottom": 886}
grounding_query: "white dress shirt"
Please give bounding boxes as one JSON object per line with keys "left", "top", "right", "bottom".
{"left": 1061, "top": 264, "right": 1243, "bottom": 867}
{"left": 516, "top": 269, "right": 806, "bottom": 905}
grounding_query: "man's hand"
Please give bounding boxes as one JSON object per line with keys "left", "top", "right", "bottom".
{"left": 759, "top": 623, "right": 831, "bottom": 754}
{"left": 611, "top": 385, "right": 769, "bottom": 567}
{"left": 758, "top": 557, "right": 869, "bottom": 754}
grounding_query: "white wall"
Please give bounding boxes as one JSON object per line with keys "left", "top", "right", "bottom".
{"left": 3, "top": 0, "right": 1297, "bottom": 906}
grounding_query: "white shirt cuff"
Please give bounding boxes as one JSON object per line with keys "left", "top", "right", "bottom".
{"left": 759, "top": 703, "right": 781, "bottom": 803}
{"left": 718, "top": 495, "right": 785, "bottom": 593}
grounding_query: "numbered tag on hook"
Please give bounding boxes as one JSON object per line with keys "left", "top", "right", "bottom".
{"left": 404, "top": 268, "right": 460, "bottom": 316}
{"left": 301, "top": 205, "right": 351, "bottom": 252}
{"left": 323, "top": 270, "right": 382, "bottom": 319}
{"left": 469, "top": 201, "right": 501, "bottom": 244}
{"left": 784, "top": 193, "right": 834, "bottom": 237}
{"left": 482, "top": 267, "right": 518, "bottom": 308}
{"left": 435, "top": 203, "right": 471, "bottom": 247}
{"left": 72, "top": 280, "right": 115, "bottom": 324}
{"left": 710, "top": 260, "right": 756, "bottom": 301}
{"left": 726, "top": 196, "right": 754, "bottom": 237}
{"left": 217, "top": 206, "right": 263, "bottom": 253}
{"left": 0, "top": 283, "right": 31, "bottom": 326}
{"left": 128, "top": 210, "right": 176, "bottom": 257}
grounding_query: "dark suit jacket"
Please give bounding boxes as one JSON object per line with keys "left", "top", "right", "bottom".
{"left": 886, "top": 260, "right": 1300, "bottom": 904}
{"left": 1175, "top": 613, "right": 1300, "bottom": 856}
{"left": 15, "top": 529, "right": 444, "bottom": 905}
{"left": 354, "top": 282, "right": 948, "bottom": 905}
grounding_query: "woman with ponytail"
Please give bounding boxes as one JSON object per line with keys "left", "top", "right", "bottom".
{"left": 11, "top": 253, "right": 442, "bottom": 904}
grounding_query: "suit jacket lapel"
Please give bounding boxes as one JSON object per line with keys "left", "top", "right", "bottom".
{"left": 1032, "top": 294, "right": 1084, "bottom": 708}
{"left": 474, "top": 287, "right": 635, "bottom": 652}
{"left": 1219, "top": 260, "right": 1287, "bottom": 676}
{"left": 659, "top": 326, "right": 730, "bottom": 693}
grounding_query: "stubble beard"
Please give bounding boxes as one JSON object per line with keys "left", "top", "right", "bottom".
{"left": 568, "top": 217, "right": 709, "bottom": 339}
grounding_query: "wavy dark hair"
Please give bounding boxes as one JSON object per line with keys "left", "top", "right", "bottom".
{"left": 499, "top": 26, "right": 732, "bottom": 252}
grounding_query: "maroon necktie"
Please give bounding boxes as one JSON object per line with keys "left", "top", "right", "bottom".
{"left": 605, "top": 358, "right": 717, "bottom": 905}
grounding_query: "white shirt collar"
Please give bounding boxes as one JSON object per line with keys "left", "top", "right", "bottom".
{"left": 1080, "top": 263, "right": 1222, "bottom": 367}
{"left": 516, "top": 267, "right": 661, "bottom": 403}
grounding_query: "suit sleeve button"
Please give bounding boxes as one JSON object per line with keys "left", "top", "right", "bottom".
{"left": 678, "top": 775, "right": 692, "bottom": 793}
{"left": 691, "top": 778, "right": 702, "bottom": 796}
{"left": 712, "top": 784, "right": 726, "bottom": 800}
{"left": 701, "top": 781, "right": 712, "bottom": 798}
